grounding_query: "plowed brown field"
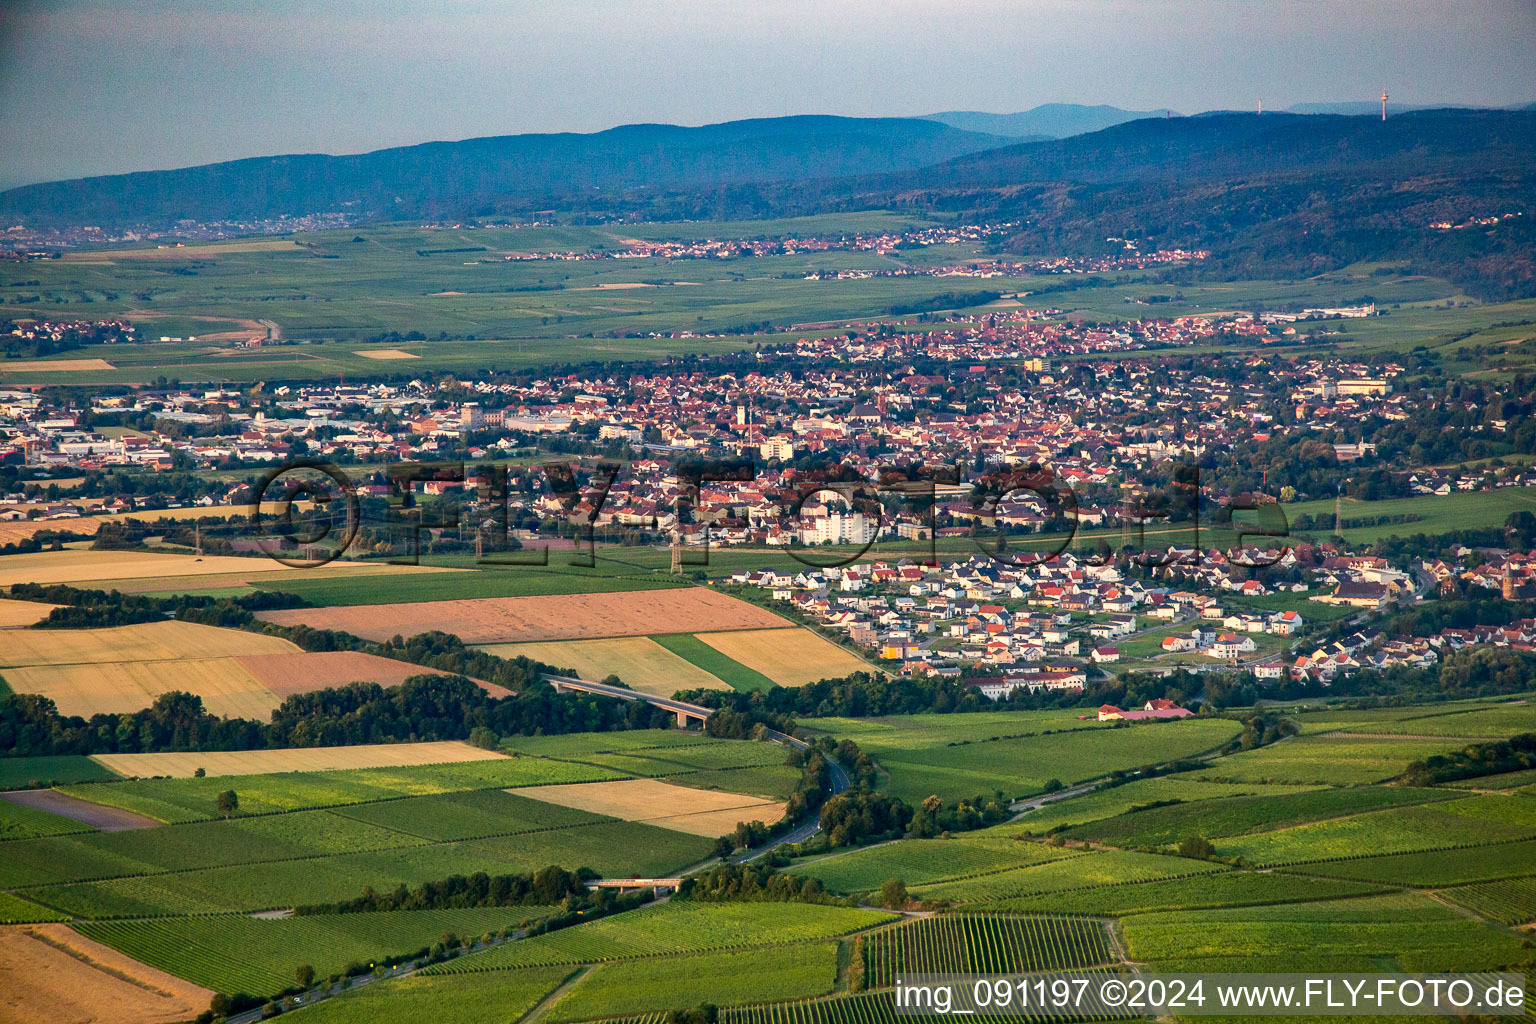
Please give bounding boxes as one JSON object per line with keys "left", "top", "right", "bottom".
{"left": 0, "top": 924, "right": 215, "bottom": 1024}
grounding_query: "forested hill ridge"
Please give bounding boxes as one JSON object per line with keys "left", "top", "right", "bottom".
{"left": 6, "top": 108, "right": 1533, "bottom": 300}
{"left": 870, "top": 109, "right": 1536, "bottom": 301}
{"left": 0, "top": 115, "right": 1007, "bottom": 228}
{"left": 896, "top": 108, "right": 1536, "bottom": 187}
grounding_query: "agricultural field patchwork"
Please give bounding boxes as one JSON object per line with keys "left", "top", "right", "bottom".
{"left": 998, "top": 870, "right": 1388, "bottom": 916}
{"left": 58, "top": 754, "right": 622, "bottom": 822}
{"left": 88, "top": 739, "right": 511, "bottom": 781}
{"left": 276, "top": 968, "right": 570, "bottom": 1024}
{"left": 692, "top": 627, "right": 879, "bottom": 686}
{"left": 0, "top": 596, "right": 59, "bottom": 626}
{"left": 1121, "top": 893, "right": 1530, "bottom": 973}
{"left": 475, "top": 635, "right": 731, "bottom": 695}
{"left": 1012, "top": 777, "right": 1325, "bottom": 835}
{"left": 1281, "top": 837, "right": 1536, "bottom": 887}
{"left": 428, "top": 901, "right": 889, "bottom": 973}
{"left": 1439, "top": 874, "right": 1536, "bottom": 925}
{"left": 1215, "top": 804, "right": 1536, "bottom": 866}
{"left": 875, "top": 719, "right": 1242, "bottom": 803}
{"left": 862, "top": 915, "right": 1113, "bottom": 988}
{"left": 650, "top": 632, "right": 779, "bottom": 691}
{"left": 0, "top": 797, "right": 94, "bottom": 840}
{"left": 1065, "top": 786, "right": 1454, "bottom": 848}
{"left": 75, "top": 907, "right": 563, "bottom": 996}
{"left": 1194, "top": 734, "right": 1470, "bottom": 785}
{"left": 787, "top": 834, "right": 1076, "bottom": 894}
{"left": 546, "top": 943, "right": 840, "bottom": 1022}
{"left": 917, "top": 849, "right": 1229, "bottom": 905}
{"left": 256, "top": 587, "right": 786, "bottom": 643}
{"left": 508, "top": 777, "right": 786, "bottom": 836}
{"left": 0, "top": 923, "right": 216, "bottom": 1024}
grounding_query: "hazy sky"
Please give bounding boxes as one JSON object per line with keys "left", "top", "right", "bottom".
{"left": 1, "top": 0, "right": 1532, "bottom": 189}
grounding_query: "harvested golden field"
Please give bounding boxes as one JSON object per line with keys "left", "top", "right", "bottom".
{"left": 0, "top": 358, "right": 116, "bottom": 373}
{"left": 3, "top": 659, "right": 279, "bottom": 719}
{"left": 90, "top": 560, "right": 455, "bottom": 595}
{"left": 0, "top": 621, "right": 298, "bottom": 718}
{"left": 0, "top": 550, "right": 307, "bottom": 587}
{"left": 258, "top": 587, "right": 785, "bottom": 643}
{"left": 355, "top": 349, "right": 419, "bottom": 359}
{"left": 0, "top": 519, "right": 101, "bottom": 545}
{"left": 695, "top": 627, "right": 877, "bottom": 686}
{"left": 0, "top": 597, "right": 59, "bottom": 627}
{"left": 0, "top": 620, "right": 298, "bottom": 669}
{"left": 475, "top": 637, "right": 727, "bottom": 696}
{"left": 91, "top": 740, "right": 509, "bottom": 779}
{"left": 236, "top": 650, "right": 514, "bottom": 699}
{"left": 508, "top": 778, "right": 784, "bottom": 837}
{"left": 0, "top": 924, "right": 215, "bottom": 1024}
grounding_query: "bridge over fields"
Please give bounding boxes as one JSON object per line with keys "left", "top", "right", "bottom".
{"left": 585, "top": 877, "right": 684, "bottom": 895}
{"left": 541, "top": 674, "right": 712, "bottom": 727}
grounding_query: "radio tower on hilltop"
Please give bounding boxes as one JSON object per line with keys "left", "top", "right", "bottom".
{"left": 1381, "top": 90, "right": 1389, "bottom": 121}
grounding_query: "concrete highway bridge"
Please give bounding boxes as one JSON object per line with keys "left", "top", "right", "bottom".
{"left": 586, "top": 877, "right": 685, "bottom": 895}
{"left": 541, "top": 674, "right": 712, "bottom": 727}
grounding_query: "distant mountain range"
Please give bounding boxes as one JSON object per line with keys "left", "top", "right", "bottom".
{"left": 897, "top": 108, "right": 1536, "bottom": 187}
{"left": 0, "top": 116, "right": 1008, "bottom": 228}
{"left": 2, "top": 105, "right": 1533, "bottom": 304}
{"left": 922, "top": 104, "right": 1175, "bottom": 139}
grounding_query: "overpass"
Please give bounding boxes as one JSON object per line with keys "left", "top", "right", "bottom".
{"left": 586, "top": 876, "right": 684, "bottom": 895}
{"left": 541, "top": 674, "right": 712, "bottom": 728}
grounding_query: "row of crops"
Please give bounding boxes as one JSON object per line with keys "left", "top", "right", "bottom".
{"left": 1442, "top": 874, "right": 1536, "bottom": 925}
{"left": 22, "top": 820, "right": 715, "bottom": 918}
{"left": 863, "top": 915, "right": 1113, "bottom": 989}
{"left": 427, "top": 902, "right": 888, "bottom": 974}
{"left": 75, "top": 907, "right": 546, "bottom": 996}
{"left": 718, "top": 985, "right": 1135, "bottom": 1024}
{"left": 51, "top": 756, "right": 625, "bottom": 824}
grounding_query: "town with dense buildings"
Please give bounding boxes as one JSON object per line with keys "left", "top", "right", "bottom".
{"left": 4, "top": 308, "right": 1533, "bottom": 695}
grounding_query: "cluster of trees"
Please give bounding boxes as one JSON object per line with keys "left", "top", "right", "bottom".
{"left": 678, "top": 672, "right": 992, "bottom": 719}
{"left": 0, "top": 665, "right": 676, "bottom": 758}
{"left": 1401, "top": 733, "right": 1536, "bottom": 787}
{"left": 296, "top": 865, "right": 589, "bottom": 915}
{"left": 679, "top": 862, "right": 829, "bottom": 904}
{"left": 12, "top": 582, "right": 302, "bottom": 629}
{"left": 0, "top": 584, "right": 686, "bottom": 757}
{"left": 816, "top": 789, "right": 912, "bottom": 848}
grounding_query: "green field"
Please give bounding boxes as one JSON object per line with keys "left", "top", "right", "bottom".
{"left": 787, "top": 835, "right": 1075, "bottom": 894}
{"left": 1215, "top": 803, "right": 1536, "bottom": 866}
{"left": 1194, "top": 734, "right": 1469, "bottom": 786}
{"left": 25, "top": 821, "right": 713, "bottom": 917}
{"left": 872, "top": 719, "right": 1242, "bottom": 803}
{"left": 0, "top": 798, "right": 95, "bottom": 840}
{"left": 548, "top": 943, "right": 840, "bottom": 1021}
{"left": 0, "top": 755, "right": 119, "bottom": 790}
{"left": 55, "top": 755, "right": 625, "bottom": 823}
{"left": 1065, "top": 786, "right": 1452, "bottom": 848}
{"left": 1440, "top": 874, "right": 1536, "bottom": 925}
{"left": 1282, "top": 485, "right": 1536, "bottom": 545}
{"left": 255, "top": 563, "right": 685, "bottom": 605}
{"left": 863, "top": 915, "right": 1113, "bottom": 988}
{"left": 1122, "top": 893, "right": 1530, "bottom": 973}
{"left": 76, "top": 907, "right": 561, "bottom": 996}
{"left": 918, "top": 849, "right": 1229, "bottom": 906}
{"left": 1282, "top": 837, "right": 1536, "bottom": 886}
{"left": 427, "top": 901, "right": 889, "bottom": 973}
{"left": 0, "top": 890, "right": 66, "bottom": 923}
{"left": 1012, "top": 778, "right": 1324, "bottom": 835}
{"left": 281, "top": 967, "right": 570, "bottom": 1024}
{"left": 997, "top": 870, "right": 1386, "bottom": 916}
{"left": 650, "top": 632, "right": 779, "bottom": 691}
